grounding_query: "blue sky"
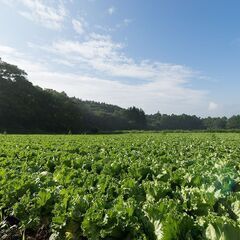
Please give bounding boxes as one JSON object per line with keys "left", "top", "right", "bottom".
{"left": 0, "top": 0, "right": 239, "bottom": 116}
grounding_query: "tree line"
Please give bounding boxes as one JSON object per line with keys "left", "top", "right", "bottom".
{"left": 0, "top": 59, "right": 239, "bottom": 133}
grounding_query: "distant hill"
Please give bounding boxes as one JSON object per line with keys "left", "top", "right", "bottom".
{"left": 0, "top": 59, "right": 239, "bottom": 133}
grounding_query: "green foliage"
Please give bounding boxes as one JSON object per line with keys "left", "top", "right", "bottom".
{"left": 1, "top": 133, "right": 240, "bottom": 239}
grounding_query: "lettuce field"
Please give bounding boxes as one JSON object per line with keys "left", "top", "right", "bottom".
{"left": 1, "top": 133, "right": 240, "bottom": 240}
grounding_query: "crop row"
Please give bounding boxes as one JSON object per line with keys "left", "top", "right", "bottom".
{"left": 0, "top": 133, "right": 240, "bottom": 239}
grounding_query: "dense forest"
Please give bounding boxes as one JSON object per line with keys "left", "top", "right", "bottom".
{"left": 0, "top": 59, "right": 239, "bottom": 133}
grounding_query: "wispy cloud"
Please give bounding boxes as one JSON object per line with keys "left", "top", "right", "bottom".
{"left": 24, "top": 32, "right": 209, "bottom": 114}
{"left": 46, "top": 33, "right": 196, "bottom": 84}
{"left": 0, "top": 45, "right": 15, "bottom": 54}
{"left": 72, "top": 18, "right": 86, "bottom": 35}
{"left": 0, "top": 2, "right": 211, "bottom": 116}
{"left": 94, "top": 19, "right": 133, "bottom": 34}
{"left": 108, "top": 6, "right": 115, "bottom": 15}
{"left": 0, "top": 0, "right": 15, "bottom": 7}
{"left": 0, "top": 44, "right": 47, "bottom": 74}
{"left": 94, "top": 24, "right": 114, "bottom": 33}
{"left": 1, "top": 0, "right": 67, "bottom": 30}
{"left": 0, "top": 0, "right": 233, "bottom": 116}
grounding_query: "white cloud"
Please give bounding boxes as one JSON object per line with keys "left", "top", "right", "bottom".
{"left": 0, "top": 0, "right": 15, "bottom": 7}
{"left": 208, "top": 101, "right": 218, "bottom": 111}
{"left": 0, "top": 45, "right": 15, "bottom": 54}
{"left": 72, "top": 18, "right": 86, "bottom": 35}
{"left": 0, "top": 1, "right": 236, "bottom": 117}
{"left": 94, "top": 24, "right": 114, "bottom": 32}
{"left": 29, "top": 72, "right": 205, "bottom": 115}
{"left": 46, "top": 34, "right": 196, "bottom": 84}
{"left": 0, "top": 44, "right": 47, "bottom": 73}
{"left": 1, "top": 0, "right": 67, "bottom": 30}
{"left": 108, "top": 6, "right": 115, "bottom": 15}
{"left": 95, "top": 19, "right": 133, "bottom": 33}
{"left": 2, "top": 40, "right": 209, "bottom": 115}
{"left": 52, "top": 58, "right": 75, "bottom": 67}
